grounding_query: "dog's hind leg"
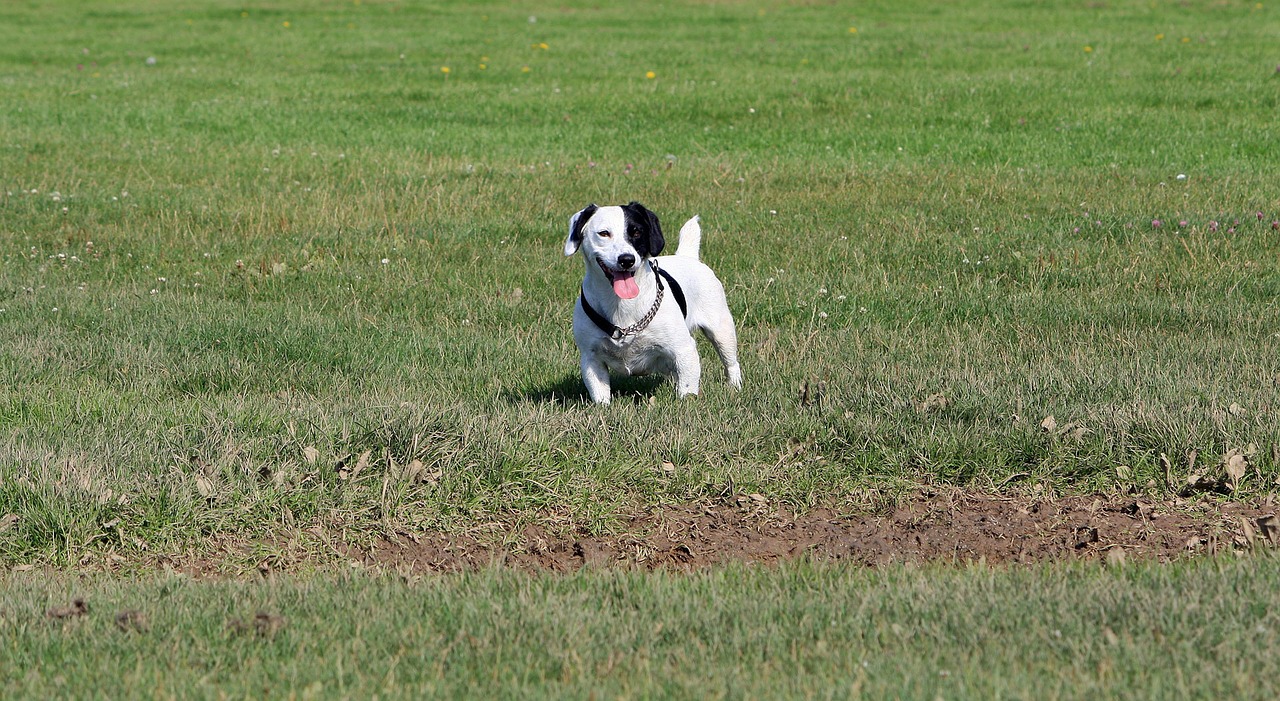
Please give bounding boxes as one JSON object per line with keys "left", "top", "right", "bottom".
{"left": 581, "top": 355, "right": 613, "bottom": 404}
{"left": 700, "top": 316, "right": 742, "bottom": 389}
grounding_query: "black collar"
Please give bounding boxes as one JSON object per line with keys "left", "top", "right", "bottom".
{"left": 580, "top": 260, "right": 688, "bottom": 340}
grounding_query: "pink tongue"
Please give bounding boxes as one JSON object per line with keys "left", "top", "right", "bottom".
{"left": 612, "top": 272, "right": 640, "bottom": 299}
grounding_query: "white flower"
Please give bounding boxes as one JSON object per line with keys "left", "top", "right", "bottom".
{"left": 381, "top": 258, "right": 390, "bottom": 265}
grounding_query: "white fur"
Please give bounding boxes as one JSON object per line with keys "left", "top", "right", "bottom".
{"left": 564, "top": 204, "right": 742, "bottom": 404}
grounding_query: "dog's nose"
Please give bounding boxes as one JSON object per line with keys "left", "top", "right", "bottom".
{"left": 617, "top": 253, "right": 636, "bottom": 270}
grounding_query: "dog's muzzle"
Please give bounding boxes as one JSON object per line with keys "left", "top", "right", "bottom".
{"left": 597, "top": 256, "right": 640, "bottom": 299}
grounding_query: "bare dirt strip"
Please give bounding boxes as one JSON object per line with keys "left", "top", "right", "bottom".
{"left": 349, "top": 492, "right": 1280, "bottom": 574}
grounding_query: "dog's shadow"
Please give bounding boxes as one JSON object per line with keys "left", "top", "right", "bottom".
{"left": 513, "top": 374, "right": 666, "bottom": 406}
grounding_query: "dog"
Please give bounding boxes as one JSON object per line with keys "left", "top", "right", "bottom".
{"left": 564, "top": 201, "right": 741, "bottom": 404}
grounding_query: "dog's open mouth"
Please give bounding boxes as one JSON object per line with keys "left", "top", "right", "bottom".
{"left": 597, "top": 257, "right": 640, "bottom": 299}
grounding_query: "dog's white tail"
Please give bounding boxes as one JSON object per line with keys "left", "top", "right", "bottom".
{"left": 674, "top": 216, "right": 702, "bottom": 259}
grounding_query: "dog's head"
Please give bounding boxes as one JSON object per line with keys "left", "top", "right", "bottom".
{"left": 564, "top": 201, "right": 665, "bottom": 300}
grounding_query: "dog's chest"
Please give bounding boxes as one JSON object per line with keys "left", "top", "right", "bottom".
{"left": 590, "top": 334, "right": 676, "bottom": 377}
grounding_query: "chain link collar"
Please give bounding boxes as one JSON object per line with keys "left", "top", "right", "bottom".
{"left": 580, "top": 259, "right": 666, "bottom": 340}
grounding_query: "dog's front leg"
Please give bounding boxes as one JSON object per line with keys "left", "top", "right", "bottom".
{"left": 672, "top": 341, "right": 702, "bottom": 398}
{"left": 580, "top": 354, "right": 613, "bottom": 404}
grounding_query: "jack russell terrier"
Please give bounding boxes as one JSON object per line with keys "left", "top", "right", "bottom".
{"left": 564, "top": 201, "right": 741, "bottom": 404}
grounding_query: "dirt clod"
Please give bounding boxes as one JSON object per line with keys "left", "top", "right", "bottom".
{"left": 115, "top": 610, "right": 149, "bottom": 633}
{"left": 47, "top": 599, "right": 89, "bottom": 620}
{"left": 227, "top": 612, "right": 287, "bottom": 638}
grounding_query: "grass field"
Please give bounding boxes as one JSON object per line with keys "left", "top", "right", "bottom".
{"left": 2, "top": 0, "right": 1280, "bottom": 696}
{"left": 6, "top": 558, "right": 1280, "bottom": 699}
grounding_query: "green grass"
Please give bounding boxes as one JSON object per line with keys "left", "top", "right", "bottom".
{"left": 3, "top": 0, "right": 1279, "bottom": 562}
{"left": 4, "top": 0, "right": 1280, "bottom": 696}
{"left": 5, "top": 557, "right": 1280, "bottom": 699}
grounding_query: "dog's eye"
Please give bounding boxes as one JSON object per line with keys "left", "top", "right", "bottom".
{"left": 597, "top": 230, "right": 612, "bottom": 238}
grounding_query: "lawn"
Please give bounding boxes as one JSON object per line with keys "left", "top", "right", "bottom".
{"left": 1, "top": 0, "right": 1279, "bottom": 697}
{"left": 6, "top": 558, "right": 1280, "bottom": 699}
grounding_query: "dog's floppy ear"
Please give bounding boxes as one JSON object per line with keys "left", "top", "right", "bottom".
{"left": 623, "top": 201, "right": 665, "bottom": 257}
{"left": 565, "top": 204, "right": 598, "bottom": 256}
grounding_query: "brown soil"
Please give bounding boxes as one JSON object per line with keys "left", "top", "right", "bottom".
{"left": 352, "top": 492, "right": 1280, "bottom": 573}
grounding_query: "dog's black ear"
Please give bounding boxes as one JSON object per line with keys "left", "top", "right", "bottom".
{"left": 623, "top": 201, "right": 664, "bottom": 257}
{"left": 565, "top": 204, "right": 598, "bottom": 255}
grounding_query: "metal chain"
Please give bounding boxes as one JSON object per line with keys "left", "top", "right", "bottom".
{"left": 611, "top": 260, "right": 666, "bottom": 339}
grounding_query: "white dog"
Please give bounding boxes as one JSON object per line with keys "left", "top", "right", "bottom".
{"left": 564, "top": 201, "right": 741, "bottom": 404}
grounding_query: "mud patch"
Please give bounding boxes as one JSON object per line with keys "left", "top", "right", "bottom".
{"left": 357, "top": 493, "right": 1279, "bottom": 573}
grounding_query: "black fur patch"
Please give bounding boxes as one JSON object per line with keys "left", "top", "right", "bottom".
{"left": 622, "top": 201, "right": 664, "bottom": 258}
{"left": 568, "top": 203, "right": 598, "bottom": 252}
